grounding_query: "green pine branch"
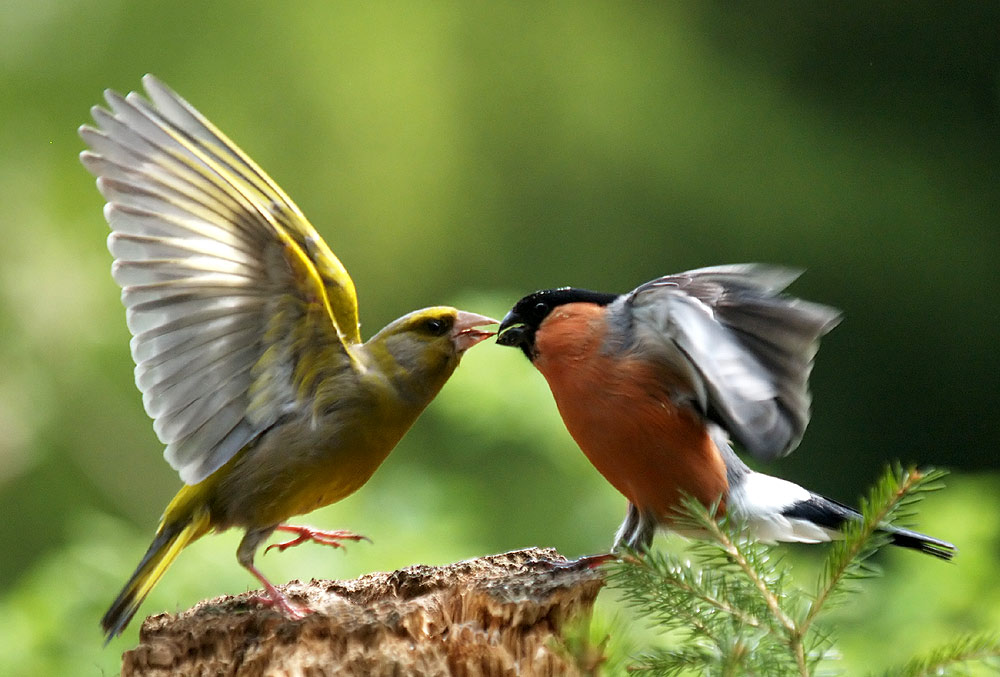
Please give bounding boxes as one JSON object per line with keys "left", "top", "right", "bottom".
{"left": 604, "top": 466, "right": 993, "bottom": 676}
{"left": 881, "top": 632, "right": 1000, "bottom": 677}
{"left": 806, "top": 465, "right": 947, "bottom": 631}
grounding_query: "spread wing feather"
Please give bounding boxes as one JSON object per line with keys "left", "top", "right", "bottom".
{"left": 624, "top": 264, "right": 840, "bottom": 461}
{"left": 80, "top": 75, "right": 361, "bottom": 484}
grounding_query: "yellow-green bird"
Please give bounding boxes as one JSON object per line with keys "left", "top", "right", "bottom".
{"left": 79, "top": 75, "right": 497, "bottom": 641}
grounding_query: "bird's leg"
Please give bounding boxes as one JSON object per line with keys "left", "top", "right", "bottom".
{"left": 264, "top": 524, "right": 370, "bottom": 555}
{"left": 612, "top": 502, "right": 658, "bottom": 552}
{"left": 238, "top": 527, "right": 310, "bottom": 619}
{"left": 244, "top": 561, "right": 310, "bottom": 619}
{"left": 549, "top": 504, "right": 658, "bottom": 572}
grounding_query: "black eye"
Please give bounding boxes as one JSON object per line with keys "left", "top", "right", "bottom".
{"left": 425, "top": 318, "right": 449, "bottom": 336}
{"left": 534, "top": 302, "right": 548, "bottom": 316}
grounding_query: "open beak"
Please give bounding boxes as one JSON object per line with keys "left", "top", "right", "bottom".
{"left": 495, "top": 310, "right": 537, "bottom": 360}
{"left": 452, "top": 311, "right": 499, "bottom": 353}
{"left": 495, "top": 310, "right": 525, "bottom": 347}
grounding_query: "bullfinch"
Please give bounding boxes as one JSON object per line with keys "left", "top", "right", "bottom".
{"left": 497, "top": 265, "right": 954, "bottom": 558}
{"left": 80, "top": 75, "right": 498, "bottom": 640}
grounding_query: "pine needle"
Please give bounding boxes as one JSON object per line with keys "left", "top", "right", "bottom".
{"left": 605, "top": 466, "right": 986, "bottom": 676}
{"left": 805, "top": 465, "right": 948, "bottom": 632}
{"left": 881, "top": 632, "right": 1000, "bottom": 677}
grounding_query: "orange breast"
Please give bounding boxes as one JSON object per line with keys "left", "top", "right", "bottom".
{"left": 534, "top": 303, "right": 728, "bottom": 523}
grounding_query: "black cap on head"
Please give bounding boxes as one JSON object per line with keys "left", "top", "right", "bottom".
{"left": 496, "top": 287, "right": 618, "bottom": 360}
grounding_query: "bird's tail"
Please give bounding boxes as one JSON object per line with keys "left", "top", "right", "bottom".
{"left": 777, "top": 490, "right": 956, "bottom": 560}
{"left": 729, "top": 469, "right": 956, "bottom": 560}
{"left": 883, "top": 524, "right": 956, "bottom": 560}
{"left": 101, "top": 505, "right": 211, "bottom": 642}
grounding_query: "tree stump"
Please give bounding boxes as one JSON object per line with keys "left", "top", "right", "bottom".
{"left": 120, "top": 547, "right": 606, "bottom": 676}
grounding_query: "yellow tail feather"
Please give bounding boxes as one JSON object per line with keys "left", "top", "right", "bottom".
{"left": 101, "top": 506, "right": 211, "bottom": 642}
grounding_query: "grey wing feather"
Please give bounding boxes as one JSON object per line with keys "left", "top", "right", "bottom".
{"left": 624, "top": 264, "right": 840, "bottom": 461}
{"left": 79, "top": 76, "right": 329, "bottom": 485}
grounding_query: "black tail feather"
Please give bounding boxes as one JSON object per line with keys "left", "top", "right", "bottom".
{"left": 886, "top": 526, "right": 956, "bottom": 561}
{"left": 781, "top": 494, "right": 956, "bottom": 561}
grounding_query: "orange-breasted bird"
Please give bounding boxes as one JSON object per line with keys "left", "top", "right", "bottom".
{"left": 80, "top": 75, "right": 497, "bottom": 641}
{"left": 497, "top": 265, "right": 954, "bottom": 558}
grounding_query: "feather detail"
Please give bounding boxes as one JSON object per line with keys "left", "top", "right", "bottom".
{"left": 80, "top": 76, "right": 362, "bottom": 484}
{"left": 621, "top": 264, "right": 840, "bottom": 460}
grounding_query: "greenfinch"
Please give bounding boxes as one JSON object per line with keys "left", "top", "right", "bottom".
{"left": 80, "top": 75, "right": 497, "bottom": 641}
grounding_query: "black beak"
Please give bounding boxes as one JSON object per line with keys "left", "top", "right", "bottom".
{"left": 496, "top": 311, "right": 524, "bottom": 346}
{"left": 496, "top": 311, "right": 534, "bottom": 358}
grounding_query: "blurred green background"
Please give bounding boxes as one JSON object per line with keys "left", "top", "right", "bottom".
{"left": 1, "top": 2, "right": 997, "bottom": 674}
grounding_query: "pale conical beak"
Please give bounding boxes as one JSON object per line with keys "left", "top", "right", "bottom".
{"left": 451, "top": 311, "right": 499, "bottom": 353}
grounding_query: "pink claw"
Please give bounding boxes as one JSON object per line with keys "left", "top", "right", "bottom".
{"left": 244, "top": 562, "right": 311, "bottom": 619}
{"left": 264, "top": 524, "right": 370, "bottom": 555}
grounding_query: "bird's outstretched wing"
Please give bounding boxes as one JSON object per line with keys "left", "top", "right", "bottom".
{"left": 623, "top": 264, "right": 840, "bottom": 460}
{"left": 80, "top": 75, "right": 362, "bottom": 485}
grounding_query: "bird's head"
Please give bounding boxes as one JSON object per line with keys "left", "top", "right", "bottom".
{"left": 370, "top": 307, "right": 497, "bottom": 398}
{"left": 497, "top": 288, "right": 617, "bottom": 360}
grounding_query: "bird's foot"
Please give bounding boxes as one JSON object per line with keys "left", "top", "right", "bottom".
{"left": 576, "top": 552, "right": 618, "bottom": 568}
{"left": 550, "top": 552, "right": 617, "bottom": 571}
{"left": 265, "top": 524, "right": 370, "bottom": 555}
{"left": 243, "top": 562, "right": 312, "bottom": 619}
{"left": 248, "top": 586, "right": 311, "bottom": 619}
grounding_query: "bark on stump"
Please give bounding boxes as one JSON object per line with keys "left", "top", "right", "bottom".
{"left": 121, "top": 547, "right": 605, "bottom": 677}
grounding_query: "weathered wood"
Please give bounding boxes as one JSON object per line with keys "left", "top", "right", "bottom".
{"left": 121, "top": 547, "right": 605, "bottom": 676}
